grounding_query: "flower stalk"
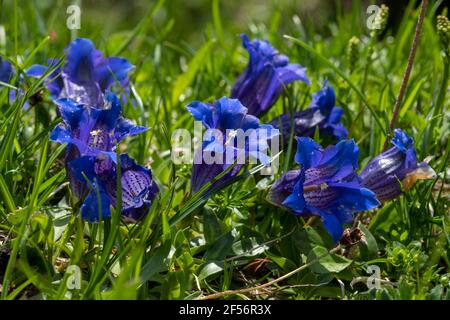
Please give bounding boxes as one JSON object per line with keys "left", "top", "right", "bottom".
{"left": 384, "top": 0, "right": 429, "bottom": 150}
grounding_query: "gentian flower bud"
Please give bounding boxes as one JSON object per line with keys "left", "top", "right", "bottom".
{"left": 0, "top": 56, "right": 13, "bottom": 84}
{"left": 360, "top": 129, "right": 436, "bottom": 202}
{"left": 0, "top": 56, "right": 28, "bottom": 108}
{"left": 231, "top": 34, "right": 310, "bottom": 116}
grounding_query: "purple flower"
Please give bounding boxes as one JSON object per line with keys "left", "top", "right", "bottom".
{"left": 270, "top": 81, "right": 348, "bottom": 144}
{"left": 26, "top": 38, "right": 133, "bottom": 107}
{"left": 0, "top": 56, "right": 13, "bottom": 84}
{"left": 0, "top": 56, "right": 15, "bottom": 102}
{"left": 0, "top": 56, "right": 28, "bottom": 107}
{"left": 360, "top": 129, "right": 436, "bottom": 202}
{"left": 268, "top": 137, "right": 379, "bottom": 243}
{"left": 51, "top": 92, "right": 146, "bottom": 157}
{"left": 231, "top": 34, "right": 310, "bottom": 116}
{"left": 69, "top": 154, "right": 158, "bottom": 222}
{"left": 187, "top": 97, "right": 279, "bottom": 193}
{"left": 50, "top": 92, "right": 147, "bottom": 199}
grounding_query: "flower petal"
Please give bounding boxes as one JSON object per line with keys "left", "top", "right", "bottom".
{"left": 186, "top": 101, "right": 214, "bottom": 129}
{"left": 95, "top": 57, "right": 134, "bottom": 91}
{"left": 310, "top": 139, "right": 359, "bottom": 182}
{"left": 68, "top": 155, "right": 97, "bottom": 182}
{"left": 0, "top": 56, "right": 13, "bottom": 83}
{"left": 294, "top": 137, "right": 323, "bottom": 169}
{"left": 25, "top": 64, "right": 47, "bottom": 78}
{"left": 310, "top": 80, "right": 335, "bottom": 114}
{"left": 53, "top": 98, "right": 85, "bottom": 128}
{"left": 268, "top": 169, "right": 302, "bottom": 206}
{"left": 114, "top": 118, "right": 148, "bottom": 143}
{"left": 320, "top": 212, "right": 345, "bottom": 244}
{"left": 277, "top": 64, "right": 310, "bottom": 85}
{"left": 64, "top": 38, "right": 97, "bottom": 84}
{"left": 81, "top": 182, "right": 111, "bottom": 221}
{"left": 216, "top": 97, "right": 247, "bottom": 130}
{"left": 324, "top": 182, "right": 380, "bottom": 212}
{"left": 282, "top": 178, "right": 307, "bottom": 213}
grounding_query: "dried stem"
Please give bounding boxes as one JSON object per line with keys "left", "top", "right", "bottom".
{"left": 384, "top": 0, "right": 429, "bottom": 150}
{"left": 197, "top": 245, "right": 341, "bottom": 300}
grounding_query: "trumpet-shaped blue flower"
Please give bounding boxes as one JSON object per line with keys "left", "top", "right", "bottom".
{"left": 231, "top": 34, "right": 310, "bottom": 116}
{"left": 69, "top": 154, "right": 158, "bottom": 222}
{"left": 50, "top": 92, "right": 146, "bottom": 157}
{"left": 50, "top": 92, "right": 147, "bottom": 198}
{"left": 0, "top": 56, "right": 15, "bottom": 102}
{"left": 269, "top": 138, "right": 379, "bottom": 242}
{"left": 270, "top": 81, "right": 348, "bottom": 144}
{"left": 187, "top": 97, "right": 279, "bottom": 193}
{"left": 360, "top": 129, "right": 436, "bottom": 202}
{"left": 0, "top": 56, "right": 13, "bottom": 84}
{"left": 26, "top": 58, "right": 63, "bottom": 97}
{"left": 0, "top": 56, "right": 28, "bottom": 107}
{"left": 27, "top": 38, "right": 133, "bottom": 107}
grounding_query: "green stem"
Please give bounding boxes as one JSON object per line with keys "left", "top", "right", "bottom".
{"left": 422, "top": 60, "right": 449, "bottom": 155}
{"left": 349, "top": 37, "right": 375, "bottom": 138}
{"left": 431, "top": 61, "right": 449, "bottom": 132}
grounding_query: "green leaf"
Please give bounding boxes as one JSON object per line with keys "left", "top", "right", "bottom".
{"left": 307, "top": 246, "right": 352, "bottom": 274}
{"left": 212, "top": 0, "right": 224, "bottom": 47}
{"left": 265, "top": 253, "right": 297, "bottom": 272}
{"left": 293, "top": 226, "right": 333, "bottom": 254}
{"left": 0, "top": 173, "right": 16, "bottom": 214}
{"left": 368, "top": 202, "right": 400, "bottom": 233}
{"left": 203, "top": 207, "right": 225, "bottom": 245}
{"left": 45, "top": 205, "right": 71, "bottom": 242}
{"left": 204, "top": 229, "right": 236, "bottom": 261}
{"left": 231, "top": 237, "right": 268, "bottom": 257}
{"left": 400, "top": 78, "right": 425, "bottom": 118}
{"left": 171, "top": 39, "right": 215, "bottom": 105}
{"left": 358, "top": 222, "right": 378, "bottom": 259}
{"left": 197, "top": 261, "right": 224, "bottom": 281}
{"left": 429, "top": 285, "right": 444, "bottom": 300}
{"left": 139, "top": 240, "right": 173, "bottom": 283}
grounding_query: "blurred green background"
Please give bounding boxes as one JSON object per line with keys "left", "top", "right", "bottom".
{"left": 2, "top": 0, "right": 443, "bottom": 49}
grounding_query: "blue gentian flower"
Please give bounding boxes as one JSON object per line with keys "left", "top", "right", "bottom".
{"left": 268, "top": 137, "right": 380, "bottom": 242}
{"left": 0, "top": 56, "right": 27, "bottom": 107}
{"left": 50, "top": 92, "right": 147, "bottom": 198}
{"left": 270, "top": 81, "right": 348, "bottom": 144}
{"left": 26, "top": 58, "right": 63, "bottom": 97}
{"left": 0, "top": 56, "right": 15, "bottom": 103}
{"left": 187, "top": 97, "right": 279, "bottom": 193}
{"left": 0, "top": 56, "right": 13, "bottom": 84}
{"left": 231, "top": 34, "right": 310, "bottom": 116}
{"left": 360, "top": 129, "right": 436, "bottom": 202}
{"left": 27, "top": 38, "right": 133, "bottom": 107}
{"left": 69, "top": 154, "right": 158, "bottom": 222}
{"left": 50, "top": 92, "right": 146, "bottom": 158}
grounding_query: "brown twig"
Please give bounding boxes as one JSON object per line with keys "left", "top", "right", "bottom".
{"left": 384, "top": 0, "right": 429, "bottom": 150}
{"left": 197, "top": 245, "right": 341, "bottom": 300}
